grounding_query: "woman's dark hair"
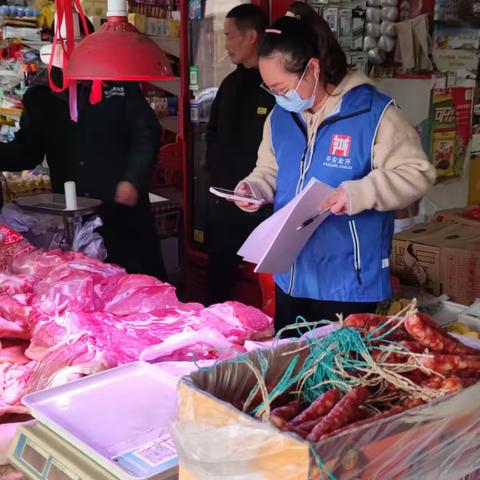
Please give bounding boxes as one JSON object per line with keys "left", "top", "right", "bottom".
{"left": 286, "top": 1, "right": 318, "bottom": 20}
{"left": 259, "top": 7, "right": 348, "bottom": 88}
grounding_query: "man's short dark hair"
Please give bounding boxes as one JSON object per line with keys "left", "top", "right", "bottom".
{"left": 226, "top": 4, "right": 268, "bottom": 35}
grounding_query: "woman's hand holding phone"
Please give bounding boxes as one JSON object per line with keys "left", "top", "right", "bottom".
{"left": 234, "top": 182, "right": 262, "bottom": 211}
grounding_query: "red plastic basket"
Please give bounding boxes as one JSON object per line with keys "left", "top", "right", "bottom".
{"left": 151, "top": 139, "right": 183, "bottom": 190}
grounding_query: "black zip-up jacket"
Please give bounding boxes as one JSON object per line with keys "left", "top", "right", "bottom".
{"left": 0, "top": 72, "right": 161, "bottom": 201}
{"left": 206, "top": 65, "right": 275, "bottom": 225}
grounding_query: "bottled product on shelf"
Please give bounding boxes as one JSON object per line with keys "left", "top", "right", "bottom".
{"left": 2, "top": 169, "right": 51, "bottom": 200}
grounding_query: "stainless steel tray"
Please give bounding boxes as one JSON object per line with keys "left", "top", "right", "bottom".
{"left": 22, "top": 362, "right": 179, "bottom": 480}
{"left": 15, "top": 193, "right": 101, "bottom": 218}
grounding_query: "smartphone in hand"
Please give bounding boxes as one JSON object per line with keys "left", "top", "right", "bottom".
{"left": 209, "top": 187, "right": 263, "bottom": 205}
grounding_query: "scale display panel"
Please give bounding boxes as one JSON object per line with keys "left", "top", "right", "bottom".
{"left": 11, "top": 422, "right": 177, "bottom": 480}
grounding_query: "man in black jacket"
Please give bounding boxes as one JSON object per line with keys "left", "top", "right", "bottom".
{"left": 206, "top": 4, "right": 275, "bottom": 305}
{"left": 0, "top": 66, "right": 167, "bottom": 280}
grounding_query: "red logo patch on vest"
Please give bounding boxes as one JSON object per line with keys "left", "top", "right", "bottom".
{"left": 330, "top": 135, "right": 352, "bottom": 157}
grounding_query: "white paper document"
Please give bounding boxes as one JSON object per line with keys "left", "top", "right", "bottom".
{"left": 238, "top": 179, "right": 335, "bottom": 273}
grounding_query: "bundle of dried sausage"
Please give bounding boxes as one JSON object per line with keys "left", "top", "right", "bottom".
{"left": 271, "top": 399, "right": 303, "bottom": 422}
{"left": 344, "top": 313, "right": 408, "bottom": 341}
{"left": 269, "top": 415, "right": 308, "bottom": 439}
{"left": 420, "top": 353, "right": 480, "bottom": 375}
{"left": 405, "top": 312, "right": 480, "bottom": 356}
{"left": 290, "top": 389, "right": 340, "bottom": 426}
{"left": 307, "top": 387, "right": 370, "bottom": 442}
{"left": 318, "top": 405, "right": 407, "bottom": 441}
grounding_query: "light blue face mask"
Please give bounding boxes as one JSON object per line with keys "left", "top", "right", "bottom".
{"left": 274, "top": 64, "right": 319, "bottom": 113}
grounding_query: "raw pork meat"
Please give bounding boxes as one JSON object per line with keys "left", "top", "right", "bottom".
{"left": 103, "top": 274, "right": 178, "bottom": 315}
{"left": 0, "top": 360, "right": 36, "bottom": 408}
{"left": 0, "top": 273, "right": 35, "bottom": 295}
{"left": 0, "top": 296, "right": 34, "bottom": 340}
{"left": 0, "top": 340, "right": 30, "bottom": 365}
{"left": 10, "top": 248, "right": 67, "bottom": 277}
{"left": 32, "top": 271, "right": 104, "bottom": 315}
{"left": 0, "top": 228, "right": 273, "bottom": 421}
{"left": 204, "top": 301, "right": 274, "bottom": 340}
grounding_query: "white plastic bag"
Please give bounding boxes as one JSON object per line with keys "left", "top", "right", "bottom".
{"left": 0, "top": 203, "right": 37, "bottom": 233}
{"left": 71, "top": 216, "right": 107, "bottom": 260}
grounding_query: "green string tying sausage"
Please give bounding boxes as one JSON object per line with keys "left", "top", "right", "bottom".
{"left": 224, "top": 305, "right": 444, "bottom": 480}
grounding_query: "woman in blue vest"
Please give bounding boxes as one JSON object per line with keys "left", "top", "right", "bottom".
{"left": 235, "top": 10, "right": 436, "bottom": 334}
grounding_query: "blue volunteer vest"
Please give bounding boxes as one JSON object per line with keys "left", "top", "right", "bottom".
{"left": 271, "top": 84, "right": 395, "bottom": 302}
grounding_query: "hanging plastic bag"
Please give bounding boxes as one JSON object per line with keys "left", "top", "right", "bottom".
{"left": 71, "top": 215, "right": 107, "bottom": 260}
{"left": 0, "top": 203, "right": 64, "bottom": 249}
{"left": 0, "top": 203, "right": 37, "bottom": 233}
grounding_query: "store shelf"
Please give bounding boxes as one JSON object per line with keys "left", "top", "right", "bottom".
{"left": 0, "top": 107, "right": 22, "bottom": 119}
{"left": 22, "top": 40, "right": 50, "bottom": 49}
{"left": 150, "top": 77, "right": 181, "bottom": 96}
{"left": 159, "top": 115, "right": 179, "bottom": 134}
{"left": 149, "top": 35, "right": 180, "bottom": 58}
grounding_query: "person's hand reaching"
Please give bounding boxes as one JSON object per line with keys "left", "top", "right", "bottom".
{"left": 115, "top": 181, "right": 139, "bottom": 207}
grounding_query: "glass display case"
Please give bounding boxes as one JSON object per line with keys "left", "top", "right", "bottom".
{"left": 187, "top": 0, "right": 240, "bottom": 251}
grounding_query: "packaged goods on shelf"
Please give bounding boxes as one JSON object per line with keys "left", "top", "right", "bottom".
{"left": 433, "top": 24, "right": 480, "bottom": 50}
{"left": 2, "top": 170, "right": 51, "bottom": 200}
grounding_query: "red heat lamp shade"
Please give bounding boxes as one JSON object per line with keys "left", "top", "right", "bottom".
{"left": 65, "top": 16, "right": 175, "bottom": 81}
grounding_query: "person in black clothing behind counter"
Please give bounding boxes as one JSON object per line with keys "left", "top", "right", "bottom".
{"left": 206, "top": 4, "right": 275, "bottom": 305}
{"left": 0, "top": 19, "right": 167, "bottom": 281}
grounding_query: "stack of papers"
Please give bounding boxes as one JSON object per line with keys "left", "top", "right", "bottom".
{"left": 238, "top": 179, "right": 334, "bottom": 273}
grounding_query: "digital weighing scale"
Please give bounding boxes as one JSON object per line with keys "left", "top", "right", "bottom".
{"left": 8, "top": 362, "right": 179, "bottom": 480}
{"left": 14, "top": 193, "right": 102, "bottom": 250}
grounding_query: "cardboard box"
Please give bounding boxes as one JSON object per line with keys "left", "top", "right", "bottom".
{"left": 469, "top": 154, "right": 480, "bottom": 205}
{"left": 391, "top": 236, "right": 442, "bottom": 295}
{"left": 175, "top": 342, "right": 480, "bottom": 479}
{"left": 392, "top": 222, "right": 454, "bottom": 295}
{"left": 443, "top": 235, "right": 480, "bottom": 305}
{"left": 391, "top": 222, "right": 480, "bottom": 297}
{"left": 433, "top": 209, "right": 480, "bottom": 229}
